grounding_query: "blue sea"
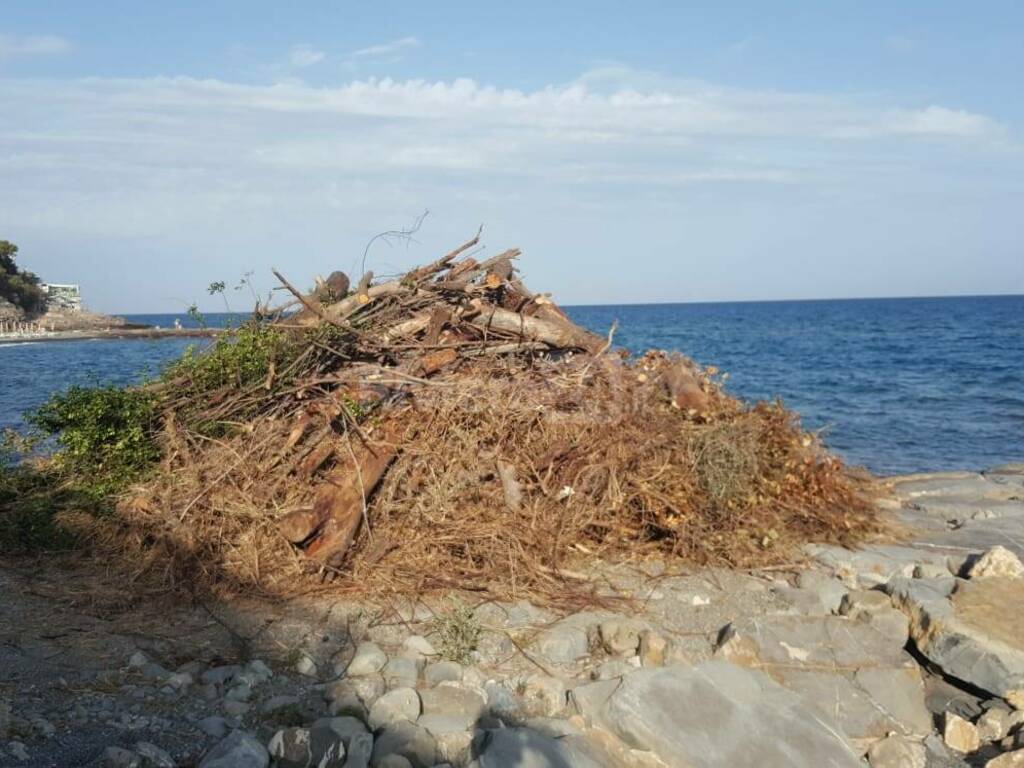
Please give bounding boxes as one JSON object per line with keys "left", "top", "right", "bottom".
{"left": 2, "top": 296, "right": 1022, "bottom": 475}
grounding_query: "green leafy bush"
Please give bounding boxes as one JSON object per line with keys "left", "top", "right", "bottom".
{"left": 28, "top": 385, "right": 160, "bottom": 491}
{"left": 164, "top": 323, "right": 292, "bottom": 394}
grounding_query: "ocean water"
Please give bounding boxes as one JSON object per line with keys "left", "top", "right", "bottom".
{"left": 1, "top": 297, "right": 1021, "bottom": 475}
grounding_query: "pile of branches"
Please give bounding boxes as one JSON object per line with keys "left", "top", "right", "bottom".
{"left": 61, "top": 232, "right": 880, "bottom": 601}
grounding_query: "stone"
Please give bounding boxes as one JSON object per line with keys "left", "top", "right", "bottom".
{"left": 795, "top": 570, "right": 849, "bottom": 613}
{"left": 424, "top": 662, "right": 463, "bottom": 686}
{"left": 807, "top": 544, "right": 951, "bottom": 589}
{"left": 383, "top": 657, "right": 421, "bottom": 688}
{"left": 987, "top": 750, "right": 1024, "bottom": 767}
{"left": 197, "top": 716, "right": 229, "bottom": 738}
{"left": 866, "top": 735, "right": 926, "bottom": 768}
{"left": 128, "top": 651, "right": 150, "bottom": 668}
{"left": 419, "top": 683, "right": 487, "bottom": 729}
{"left": 326, "top": 675, "right": 385, "bottom": 707}
{"left": 592, "top": 659, "right": 636, "bottom": 681}
{"left": 199, "top": 731, "right": 270, "bottom": 768}
{"left": 223, "top": 700, "right": 250, "bottom": 717}
{"left": 347, "top": 642, "right": 388, "bottom": 676}
{"left": 328, "top": 694, "right": 366, "bottom": 719}
{"left": 520, "top": 675, "right": 568, "bottom": 717}
{"left": 431, "top": 729, "right": 473, "bottom": 765}
{"left": 887, "top": 576, "right": 1024, "bottom": 701}
{"left": 371, "top": 722, "right": 438, "bottom": 768}
{"left": 376, "top": 756, "right": 413, "bottom": 768}
{"left": 135, "top": 742, "right": 176, "bottom": 767}
{"left": 140, "top": 662, "right": 171, "bottom": 681}
{"left": 403, "top": 636, "right": 437, "bottom": 659}
{"left": 474, "top": 727, "right": 609, "bottom": 767}
{"left": 246, "top": 660, "right": 273, "bottom": 681}
{"left": 978, "top": 707, "right": 1013, "bottom": 742}
{"left": 638, "top": 631, "right": 668, "bottom": 667}
{"left": 368, "top": 687, "right": 421, "bottom": 729}
{"left": 203, "top": 666, "right": 241, "bottom": 686}
{"left": 225, "top": 683, "right": 252, "bottom": 702}
{"left": 533, "top": 626, "right": 589, "bottom": 665}
{"left": 943, "top": 712, "right": 980, "bottom": 753}
{"left": 166, "top": 672, "right": 193, "bottom": 690}
{"left": 598, "top": 619, "right": 641, "bottom": 656}
{"left": 839, "top": 589, "right": 893, "bottom": 617}
{"left": 584, "top": 663, "right": 862, "bottom": 767}
{"left": 970, "top": 546, "right": 1024, "bottom": 580}
{"left": 716, "top": 614, "right": 931, "bottom": 744}
{"left": 268, "top": 727, "right": 312, "bottom": 768}
{"left": 102, "top": 746, "right": 141, "bottom": 768}
{"left": 260, "top": 694, "right": 301, "bottom": 715}
{"left": 346, "top": 732, "right": 373, "bottom": 768}
{"left": 484, "top": 681, "right": 522, "bottom": 718}
{"left": 295, "top": 653, "right": 318, "bottom": 677}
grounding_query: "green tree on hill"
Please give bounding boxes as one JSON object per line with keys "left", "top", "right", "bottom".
{"left": 0, "top": 240, "right": 47, "bottom": 315}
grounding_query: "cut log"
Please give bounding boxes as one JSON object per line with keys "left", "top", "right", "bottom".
{"left": 302, "top": 423, "right": 402, "bottom": 567}
{"left": 469, "top": 302, "right": 604, "bottom": 354}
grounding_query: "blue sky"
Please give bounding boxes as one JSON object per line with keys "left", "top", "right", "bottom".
{"left": 1, "top": 1, "right": 1022, "bottom": 312}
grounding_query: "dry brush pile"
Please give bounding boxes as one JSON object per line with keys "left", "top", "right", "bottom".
{"left": 59, "top": 232, "right": 881, "bottom": 601}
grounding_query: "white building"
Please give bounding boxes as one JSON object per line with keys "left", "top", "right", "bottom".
{"left": 40, "top": 283, "right": 82, "bottom": 312}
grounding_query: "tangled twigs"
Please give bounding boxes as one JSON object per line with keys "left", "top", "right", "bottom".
{"left": 62, "top": 233, "right": 881, "bottom": 602}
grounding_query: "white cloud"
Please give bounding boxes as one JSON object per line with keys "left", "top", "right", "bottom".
{"left": 349, "top": 36, "right": 420, "bottom": 59}
{"left": 0, "top": 33, "right": 71, "bottom": 58}
{"left": 0, "top": 68, "right": 1018, "bottom": 311}
{"left": 288, "top": 43, "right": 325, "bottom": 69}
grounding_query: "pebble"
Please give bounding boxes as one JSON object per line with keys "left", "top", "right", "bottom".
{"left": 134, "top": 741, "right": 175, "bottom": 768}
{"left": 638, "top": 630, "right": 668, "bottom": 667}
{"left": 202, "top": 666, "right": 240, "bottom": 686}
{"left": 944, "top": 712, "right": 981, "bottom": 753}
{"left": 978, "top": 707, "right": 1013, "bottom": 742}
{"left": 521, "top": 675, "right": 567, "bottom": 717}
{"left": 383, "top": 657, "right": 420, "bottom": 688}
{"left": 7, "top": 741, "right": 30, "bottom": 763}
{"left": 424, "top": 661, "right": 463, "bottom": 686}
{"left": 223, "top": 700, "right": 250, "bottom": 717}
{"left": 294, "top": 653, "right": 318, "bottom": 677}
{"left": 101, "top": 746, "right": 140, "bottom": 768}
{"left": 368, "top": 687, "right": 421, "bottom": 729}
{"left": 599, "top": 619, "right": 642, "bottom": 656}
{"left": 128, "top": 651, "right": 149, "bottom": 668}
{"left": 197, "top": 715, "right": 229, "bottom": 738}
{"left": 347, "top": 643, "right": 389, "bottom": 676}
{"left": 199, "top": 730, "right": 269, "bottom": 768}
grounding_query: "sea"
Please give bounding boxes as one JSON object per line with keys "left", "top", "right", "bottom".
{"left": 1, "top": 295, "right": 1021, "bottom": 476}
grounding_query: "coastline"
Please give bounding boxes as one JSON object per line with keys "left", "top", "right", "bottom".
{"left": 0, "top": 326, "right": 223, "bottom": 346}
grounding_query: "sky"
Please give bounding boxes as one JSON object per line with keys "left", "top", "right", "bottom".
{"left": 1, "top": 1, "right": 1022, "bottom": 313}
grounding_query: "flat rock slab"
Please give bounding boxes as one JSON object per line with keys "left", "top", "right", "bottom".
{"left": 715, "top": 614, "right": 932, "bottom": 744}
{"left": 887, "top": 576, "right": 1024, "bottom": 701}
{"left": 806, "top": 543, "right": 953, "bottom": 587}
{"left": 474, "top": 728, "right": 612, "bottom": 768}
{"left": 582, "top": 662, "right": 862, "bottom": 768}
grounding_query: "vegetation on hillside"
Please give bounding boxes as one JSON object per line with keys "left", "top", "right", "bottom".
{"left": 0, "top": 240, "right": 47, "bottom": 316}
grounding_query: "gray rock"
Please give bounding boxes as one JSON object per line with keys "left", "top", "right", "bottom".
{"left": 347, "top": 643, "right": 388, "bottom": 677}
{"left": 533, "top": 626, "right": 589, "bottom": 665}
{"left": 424, "top": 662, "right": 463, "bottom": 686}
{"left": 199, "top": 731, "right": 270, "bottom": 768}
{"left": 403, "top": 636, "right": 437, "bottom": 660}
{"left": 638, "top": 630, "right": 668, "bottom": 666}
{"left": 166, "top": 672, "right": 193, "bottom": 690}
{"left": 135, "top": 742, "right": 175, "bottom": 767}
{"left": 203, "top": 666, "right": 242, "bottom": 686}
{"left": 483, "top": 681, "right": 522, "bottom": 718}
{"left": 225, "top": 683, "right": 252, "bottom": 702}
{"left": 345, "top": 732, "right": 373, "bottom": 768}
{"left": 369, "top": 687, "right": 421, "bottom": 729}
{"left": 371, "top": 722, "right": 437, "bottom": 768}
{"left": 419, "top": 683, "right": 486, "bottom": 729}
{"left": 716, "top": 614, "right": 931, "bottom": 745}
{"left": 260, "top": 694, "right": 300, "bottom": 715}
{"left": 795, "top": 570, "right": 849, "bottom": 613}
{"left": 223, "top": 700, "right": 250, "bottom": 717}
{"left": 102, "top": 746, "right": 141, "bottom": 768}
{"left": 598, "top": 619, "right": 641, "bottom": 656}
{"left": 590, "top": 663, "right": 863, "bottom": 767}
{"left": 128, "top": 651, "right": 150, "bottom": 668}
{"left": 246, "top": 660, "right": 273, "bottom": 682}
{"left": 887, "top": 576, "right": 1024, "bottom": 702}
{"left": 806, "top": 543, "right": 951, "bottom": 589}
{"left": 383, "top": 657, "right": 421, "bottom": 689}
{"left": 325, "top": 675, "right": 385, "bottom": 707}
{"left": 376, "top": 756, "right": 413, "bottom": 768}
{"left": 294, "top": 653, "right": 318, "bottom": 678}
{"left": 866, "top": 735, "right": 926, "bottom": 768}
{"left": 473, "top": 727, "right": 610, "bottom": 768}
{"left": 197, "top": 716, "right": 229, "bottom": 738}
{"left": 139, "top": 662, "right": 171, "bottom": 681}
{"left": 978, "top": 707, "right": 1014, "bottom": 742}
{"left": 310, "top": 716, "right": 367, "bottom": 752}
{"left": 520, "top": 675, "right": 568, "bottom": 717}
{"left": 268, "top": 727, "right": 313, "bottom": 768}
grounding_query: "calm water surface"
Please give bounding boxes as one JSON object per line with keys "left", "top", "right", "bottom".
{"left": 2, "top": 297, "right": 1021, "bottom": 475}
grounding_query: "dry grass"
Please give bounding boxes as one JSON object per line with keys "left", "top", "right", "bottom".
{"left": 59, "top": 350, "right": 880, "bottom": 604}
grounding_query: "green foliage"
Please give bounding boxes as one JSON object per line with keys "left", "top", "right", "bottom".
{"left": 431, "top": 603, "right": 482, "bottom": 665}
{"left": 0, "top": 239, "right": 47, "bottom": 315}
{"left": 164, "top": 322, "right": 293, "bottom": 395}
{"left": 0, "top": 462, "right": 81, "bottom": 553}
{"left": 28, "top": 385, "right": 160, "bottom": 492}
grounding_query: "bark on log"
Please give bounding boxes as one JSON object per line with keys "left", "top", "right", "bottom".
{"left": 468, "top": 302, "right": 604, "bottom": 354}
{"left": 302, "top": 423, "right": 402, "bottom": 566}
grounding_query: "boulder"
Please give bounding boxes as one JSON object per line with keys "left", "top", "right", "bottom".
{"left": 969, "top": 546, "right": 1024, "bottom": 580}
{"left": 267, "top": 727, "right": 312, "bottom": 768}
{"left": 368, "top": 687, "right": 421, "bottom": 729}
{"left": 716, "top": 614, "right": 931, "bottom": 746}
{"left": 371, "top": 722, "right": 438, "bottom": 768}
{"left": 887, "top": 576, "right": 1024, "bottom": 702}
{"left": 347, "top": 642, "right": 388, "bottom": 676}
{"left": 576, "top": 662, "right": 862, "bottom": 767}
{"left": 199, "top": 731, "right": 269, "bottom": 768}
{"left": 474, "top": 727, "right": 611, "bottom": 768}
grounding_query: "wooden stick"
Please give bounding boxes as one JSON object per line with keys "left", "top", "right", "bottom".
{"left": 272, "top": 268, "right": 349, "bottom": 330}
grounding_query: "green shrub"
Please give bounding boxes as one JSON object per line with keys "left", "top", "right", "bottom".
{"left": 28, "top": 385, "right": 160, "bottom": 491}
{"left": 164, "top": 323, "right": 292, "bottom": 394}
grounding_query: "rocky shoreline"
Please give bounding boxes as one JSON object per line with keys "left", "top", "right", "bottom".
{"left": 2, "top": 464, "right": 1023, "bottom": 767}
